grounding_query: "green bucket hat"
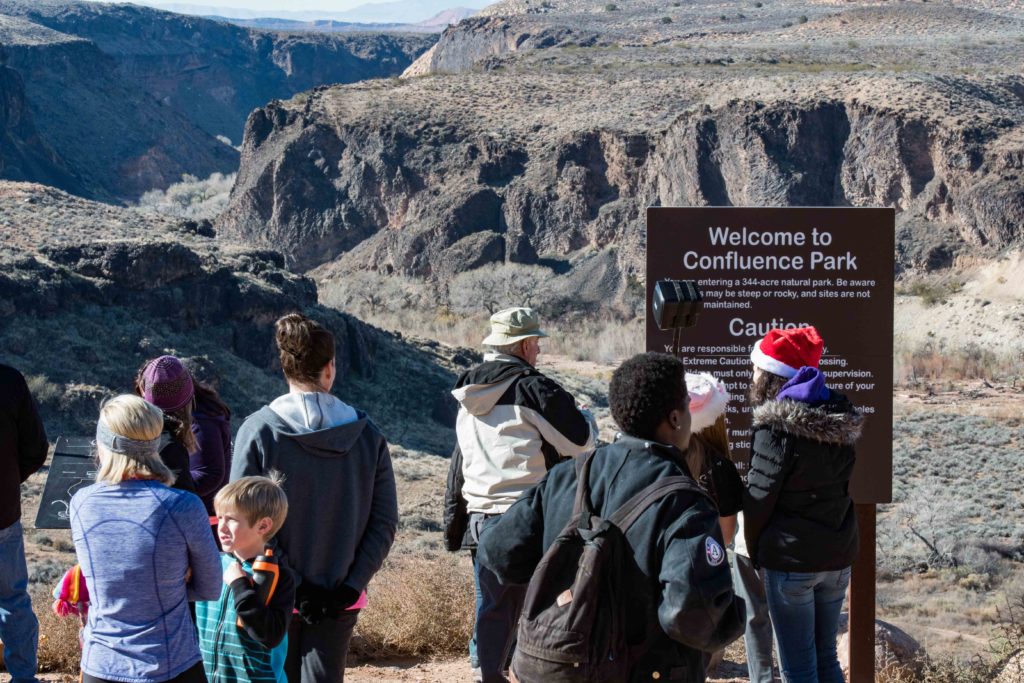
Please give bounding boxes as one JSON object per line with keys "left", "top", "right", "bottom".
{"left": 482, "top": 307, "right": 548, "bottom": 346}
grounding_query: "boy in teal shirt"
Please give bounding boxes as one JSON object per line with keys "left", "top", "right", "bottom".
{"left": 197, "top": 475, "right": 296, "bottom": 683}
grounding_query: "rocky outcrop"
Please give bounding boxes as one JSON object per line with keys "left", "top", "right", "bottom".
{"left": 0, "top": 43, "right": 84, "bottom": 195}
{"left": 2, "top": 32, "right": 239, "bottom": 202}
{"left": 403, "top": 15, "right": 594, "bottom": 76}
{"left": 645, "top": 93, "right": 1024, "bottom": 258}
{"left": 0, "top": 182, "right": 461, "bottom": 452}
{"left": 836, "top": 615, "right": 923, "bottom": 681}
{"left": 0, "top": 0, "right": 435, "bottom": 143}
{"left": 0, "top": 0, "right": 435, "bottom": 201}
{"left": 219, "top": 70, "right": 1024, "bottom": 299}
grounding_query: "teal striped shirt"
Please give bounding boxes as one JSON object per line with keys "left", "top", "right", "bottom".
{"left": 196, "top": 554, "right": 293, "bottom": 683}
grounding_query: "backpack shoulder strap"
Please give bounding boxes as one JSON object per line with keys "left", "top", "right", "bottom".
{"left": 609, "top": 475, "right": 710, "bottom": 533}
{"left": 572, "top": 452, "right": 595, "bottom": 517}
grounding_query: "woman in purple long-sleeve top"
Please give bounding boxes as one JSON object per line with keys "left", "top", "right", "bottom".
{"left": 189, "top": 382, "right": 232, "bottom": 517}
{"left": 70, "top": 395, "right": 221, "bottom": 683}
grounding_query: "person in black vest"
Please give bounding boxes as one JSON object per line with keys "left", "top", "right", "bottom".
{"left": 477, "top": 352, "right": 745, "bottom": 683}
{"left": 744, "top": 326, "right": 862, "bottom": 683}
{"left": 0, "top": 363, "right": 49, "bottom": 683}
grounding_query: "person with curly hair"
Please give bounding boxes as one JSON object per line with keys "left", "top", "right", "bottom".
{"left": 231, "top": 313, "right": 397, "bottom": 683}
{"left": 478, "top": 352, "right": 745, "bottom": 682}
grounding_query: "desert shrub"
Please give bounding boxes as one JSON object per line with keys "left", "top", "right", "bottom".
{"left": 351, "top": 555, "right": 474, "bottom": 658}
{"left": 898, "top": 279, "right": 963, "bottom": 307}
{"left": 319, "top": 271, "right": 424, "bottom": 319}
{"left": 32, "top": 589, "right": 83, "bottom": 673}
{"left": 798, "top": 14, "right": 809, "bottom": 23}
{"left": 135, "top": 172, "right": 236, "bottom": 220}
{"left": 604, "top": 3, "right": 617, "bottom": 10}
{"left": 880, "top": 409, "right": 1024, "bottom": 578}
{"left": 448, "top": 262, "right": 558, "bottom": 316}
{"left": 25, "top": 374, "right": 62, "bottom": 403}
{"left": 661, "top": 16, "right": 673, "bottom": 24}
{"left": 29, "top": 558, "right": 67, "bottom": 586}
{"left": 895, "top": 344, "right": 1021, "bottom": 383}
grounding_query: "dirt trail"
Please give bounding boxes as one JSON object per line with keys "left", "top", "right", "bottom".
{"left": 345, "top": 659, "right": 749, "bottom": 682}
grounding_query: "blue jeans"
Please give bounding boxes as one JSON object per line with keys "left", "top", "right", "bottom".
{"left": 0, "top": 520, "right": 40, "bottom": 683}
{"left": 731, "top": 552, "right": 776, "bottom": 683}
{"left": 470, "top": 550, "right": 525, "bottom": 683}
{"left": 765, "top": 568, "right": 850, "bottom": 683}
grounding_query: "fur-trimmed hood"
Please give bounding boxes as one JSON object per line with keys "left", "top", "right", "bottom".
{"left": 751, "top": 394, "right": 864, "bottom": 445}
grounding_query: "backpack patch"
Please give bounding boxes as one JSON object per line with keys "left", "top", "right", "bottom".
{"left": 705, "top": 537, "right": 725, "bottom": 567}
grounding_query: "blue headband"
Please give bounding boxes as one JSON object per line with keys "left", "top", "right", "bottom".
{"left": 95, "top": 419, "right": 161, "bottom": 458}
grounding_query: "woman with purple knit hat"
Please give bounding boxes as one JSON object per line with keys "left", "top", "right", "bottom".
{"left": 134, "top": 355, "right": 198, "bottom": 494}
{"left": 744, "top": 326, "right": 864, "bottom": 683}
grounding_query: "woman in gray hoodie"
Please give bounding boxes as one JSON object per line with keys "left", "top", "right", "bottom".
{"left": 231, "top": 313, "right": 398, "bottom": 683}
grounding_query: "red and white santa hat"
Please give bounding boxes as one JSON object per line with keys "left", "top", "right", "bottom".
{"left": 749, "top": 326, "right": 824, "bottom": 379}
{"left": 685, "top": 372, "right": 730, "bottom": 434}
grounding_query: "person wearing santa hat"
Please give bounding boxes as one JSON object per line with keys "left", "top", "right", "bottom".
{"left": 744, "top": 326, "right": 864, "bottom": 683}
{"left": 683, "top": 372, "right": 744, "bottom": 678}
{"left": 683, "top": 372, "right": 742, "bottom": 543}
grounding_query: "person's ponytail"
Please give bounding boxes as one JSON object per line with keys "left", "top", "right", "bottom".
{"left": 275, "top": 313, "right": 335, "bottom": 387}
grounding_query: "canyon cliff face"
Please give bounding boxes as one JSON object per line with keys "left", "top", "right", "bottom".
{"left": 219, "top": 15, "right": 1024, "bottom": 304}
{"left": 218, "top": 0, "right": 1024, "bottom": 301}
{"left": 0, "top": 0, "right": 434, "bottom": 201}
{"left": 0, "top": 42, "right": 84, "bottom": 195}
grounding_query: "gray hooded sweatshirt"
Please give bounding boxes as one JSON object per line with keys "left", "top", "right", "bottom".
{"left": 231, "top": 393, "right": 398, "bottom": 593}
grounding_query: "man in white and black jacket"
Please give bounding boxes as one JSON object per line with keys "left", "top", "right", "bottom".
{"left": 448, "top": 307, "right": 595, "bottom": 683}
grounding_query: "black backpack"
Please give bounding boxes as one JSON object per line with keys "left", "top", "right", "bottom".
{"left": 511, "top": 452, "right": 708, "bottom": 682}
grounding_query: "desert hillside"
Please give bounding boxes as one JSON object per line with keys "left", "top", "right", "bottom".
{"left": 218, "top": 0, "right": 1024, "bottom": 315}
{"left": 0, "top": 0, "right": 435, "bottom": 201}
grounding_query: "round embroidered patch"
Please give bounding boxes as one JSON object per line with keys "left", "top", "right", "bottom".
{"left": 705, "top": 537, "right": 725, "bottom": 567}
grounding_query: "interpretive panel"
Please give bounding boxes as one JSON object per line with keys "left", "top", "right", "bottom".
{"left": 35, "top": 436, "right": 96, "bottom": 529}
{"left": 646, "top": 207, "right": 894, "bottom": 504}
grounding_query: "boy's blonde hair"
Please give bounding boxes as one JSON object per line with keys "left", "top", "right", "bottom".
{"left": 214, "top": 473, "right": 289, "bottom": 538}
{"left": 96, "top": 395, "right": 174, "bottom": 486}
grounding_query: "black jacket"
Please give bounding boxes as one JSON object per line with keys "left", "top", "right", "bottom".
{"left": 443, "top": 443, "right": 470, "bottom": 551}
{"left": 159, "top": 426, "right": 197, "bottom": 495}
{"left": 478, "top": 435, "right": 745, "bottom": 683}
{"left": 0, "top": 364, "right": 49, "bottom": 530}
{"left": 743, "top": 392, "right": 863, "bottom": 572}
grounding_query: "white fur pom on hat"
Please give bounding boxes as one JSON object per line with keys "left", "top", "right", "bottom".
{"left": 685, "top": 372, "right": 730, "bottom": 434}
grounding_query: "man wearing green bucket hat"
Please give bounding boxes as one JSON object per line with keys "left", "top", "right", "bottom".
{"left": 447, "top": 307, "right": 597, "bottom": 683}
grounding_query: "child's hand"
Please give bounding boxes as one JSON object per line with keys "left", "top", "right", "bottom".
{"left": 185, "top": 567, "right": 192, "bottom": 583}
{"left": 223, "top": 561, "right": 247, "bottom": 586}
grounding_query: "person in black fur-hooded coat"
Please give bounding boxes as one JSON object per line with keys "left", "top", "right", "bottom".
{"left": 743, "top": 326, "right": 864, "bottom": 683}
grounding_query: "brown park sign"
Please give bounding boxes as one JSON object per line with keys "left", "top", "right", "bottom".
{"left": 646, "top": 207, "right": 894, "bottom": 504}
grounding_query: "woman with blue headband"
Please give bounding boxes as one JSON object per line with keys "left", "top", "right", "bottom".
{"left": 69, "top": 395, "right": 221, "bottom": 683}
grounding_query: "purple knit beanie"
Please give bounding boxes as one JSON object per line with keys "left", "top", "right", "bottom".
{"left": 142, "top": 355, "right": 194, "bottom": 412}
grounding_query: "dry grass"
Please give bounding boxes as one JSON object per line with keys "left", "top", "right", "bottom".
{"left": 894, "top": 345, "right": 1023, "bottom": 385}
{"left": 352, "top": 555, "right": 475, "bottom": 660}
{"left": 32, "top": 589, "right": 83, "bottom": 674}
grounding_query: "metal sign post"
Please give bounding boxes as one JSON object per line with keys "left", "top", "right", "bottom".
{"left": 646, "top": 207, "right": 894, "bottom": 681}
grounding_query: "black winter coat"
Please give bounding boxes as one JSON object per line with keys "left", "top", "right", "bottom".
{"left": 743, "top": 392, "right": 863, "bottom": 572}
{"left": 0, "top": 364, "right": 48, "bottom": 530}
{"left": 477, "top": 435, "right": 745, "bottom": 683}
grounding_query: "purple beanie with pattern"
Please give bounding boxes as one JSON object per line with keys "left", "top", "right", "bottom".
{"left": 142, "top": 355, "right": 194, "bottom": 412}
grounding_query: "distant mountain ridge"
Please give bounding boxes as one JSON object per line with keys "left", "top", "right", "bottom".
{"left": 0, "top": 0, "right": 435, "bottom": 201}
{"left": 213, "top": 7, "right": 479, "bottom": 33}
{"left": 133, "top": 0, "right": 493, "bottom": 24}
